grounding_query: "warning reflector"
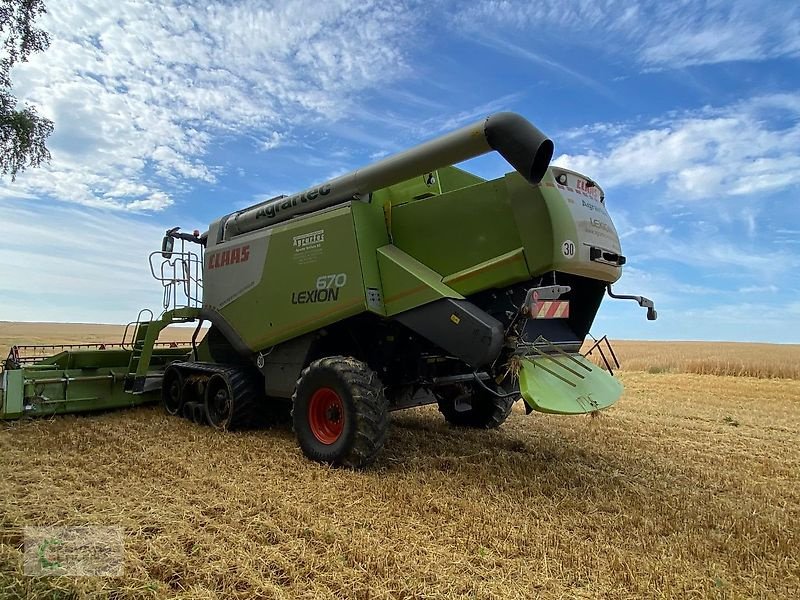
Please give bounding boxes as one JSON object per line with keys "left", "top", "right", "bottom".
{"left": 532, "top": 300, "right": 570, "bottom": 319}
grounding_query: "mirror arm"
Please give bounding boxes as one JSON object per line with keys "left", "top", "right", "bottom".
{"left": 166, "top": 227, "right": 205, "bottom": 245}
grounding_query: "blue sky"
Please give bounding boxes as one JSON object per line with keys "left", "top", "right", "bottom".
{"left": 0, "top": 0, "right": 798, "bottom": 342}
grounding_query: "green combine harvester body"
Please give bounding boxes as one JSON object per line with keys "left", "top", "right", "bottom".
{"left": 1, "top": 113, "right": 655, "bottom": 468}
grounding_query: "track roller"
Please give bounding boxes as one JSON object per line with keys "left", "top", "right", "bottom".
{"left": 162, "top": 365, "right": 185, "bottom": 416}
{"left": 183, "top": 401, "right": 206, "bottom": 424}
{"left": 204, "top": 368, "right": 263, "bottom": 430}
{"left": 161, "top": 362, "right": 264, "bottom": 430}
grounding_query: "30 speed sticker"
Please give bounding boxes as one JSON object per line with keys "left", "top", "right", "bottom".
{"left": 561, "top": 240, "right": 576, "bottom": 258}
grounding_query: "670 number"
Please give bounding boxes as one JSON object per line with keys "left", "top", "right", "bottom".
{"left": 316, "top": 273, "right": 347, "bottom": 289}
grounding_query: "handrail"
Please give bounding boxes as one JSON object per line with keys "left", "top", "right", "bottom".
{"left": 148, "top": 236, "right": 203, "bottom": 312}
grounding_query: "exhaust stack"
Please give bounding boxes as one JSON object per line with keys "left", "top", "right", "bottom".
{"left": 224, "top": 112, "right": 554, "bottom": 239}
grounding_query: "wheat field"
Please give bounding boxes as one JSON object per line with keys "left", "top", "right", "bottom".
{"left": 0, "top": 322, "right": 199, "bottom": 362}
{"left": 584, "top": 339, "right": 800, "bottom": 379}
{"left": 0, "top": 323, "right": 798, "bottom": 598}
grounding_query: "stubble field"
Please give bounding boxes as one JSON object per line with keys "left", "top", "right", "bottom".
{"left": 0, "top": 323, "right": 798, "bottom": 598}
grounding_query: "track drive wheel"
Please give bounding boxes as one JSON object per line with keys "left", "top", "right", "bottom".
{"left": 162, "top": 366, "right": 184, "bottom": 416}
{"left": 205, "top": 374, "right": 234, "bottom": 429}
{"left": 436, "top": 383, "right": 515, "bottom": 429}
{"left": 292, "top": 356, "right": 389, "bottom": 469}
{"left": 204, "top": 369, "right": 262, "bottom": 431}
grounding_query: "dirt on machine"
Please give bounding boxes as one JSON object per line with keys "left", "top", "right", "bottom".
{"left": 0, "top": 112, "right": 656, "bottom": 468}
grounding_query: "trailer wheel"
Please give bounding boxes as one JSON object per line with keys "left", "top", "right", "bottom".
{"left": 436, "top": 384, "right": 515, "bottom": 429}
{"left": 162, "top": 366, "right": 184, "bottom": 416}
{"left": 292, "top": 356, "right": 389, "bottom": 469}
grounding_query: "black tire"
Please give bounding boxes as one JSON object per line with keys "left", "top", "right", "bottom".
{"left": 204, "top": 368, "right": 263, "bottom": 431}
{"left": 292, "top": 356, "right": 389, "bottom": 469}
{"left": 182, "top": 401, "right": 205, "bottom": 424}
{"left": 191, "top": 401, "right": 207, "bottom": 425}
{"left": 205, "top": 374, "right": 233, "bottom": 429}
{"left": 437, "top": 383, "right": 515, "bottom": 429}
{"left": 182, "top": 401, "right": 195, "bottom": 420}
{"left": 162, "top": 366, "right": 184, "bottom": 416}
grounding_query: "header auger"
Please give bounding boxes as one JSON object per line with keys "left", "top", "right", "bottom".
{"left": 1, "top": 112, "right": 655, "bottom": 468}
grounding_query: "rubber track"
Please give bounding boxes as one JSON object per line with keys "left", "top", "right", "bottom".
{"left": 169, "top": 362, "right": 263, "bottom": 430}
{"left": 293, "top": 356, "right": 390, "bottom": 468}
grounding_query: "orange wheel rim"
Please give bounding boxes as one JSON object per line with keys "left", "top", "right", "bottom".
{"left": 308, "top": 387, "right": 344, "bottom": 444}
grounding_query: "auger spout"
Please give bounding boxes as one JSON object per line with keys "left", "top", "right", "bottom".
{"left": 222, "top": 112, "right": 553, "bottom": 239}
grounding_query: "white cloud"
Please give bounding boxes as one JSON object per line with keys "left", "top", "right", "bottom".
{"left": 597, "top": 296, "right": 800, "bottom": 343}
{"left": 259, "top": 131, "right": 283, "bottom": 151}
{"left": 458, "top": 1, "right": 800, "bottom": 69}
{"left": 126, "top": 192, "right": 173, "bottom": 212}
{"left": 597, "top": 263, "right": 799, "bottom": 342}
{"left": 0, "top": 201, "right": 169, "bottom": 322}
{"left": 639, "top": 10, "right": 800, "bottom": 68}
{"left": 612, "top": 266, "right": 719, "bottom": 305}
{"left": 619, "top": 223, "right": 671, "bottom": 239}
{"left": 1, "top": 0, "right": 419, "bottom": 211}
{"left": 738, "top": 285, "right": 779, "bottom": 294}
{"left": 559, "top": 122, "right": 626, "bottom": 141}
{"left": 613, "top": 204, "right": 798, "bottom": 302}
{"left": 674, "top": 301, "right": 800, "bottom": 343}
{"left": 552, "top": 93, "right": 800, "bottom": 199}
{"left": 635, "top": 234, "right": 798, "bottom": 280}
{"left": 419, "top": 92, "right": 528, "bottom": 135}
{"left": 466, "top": 34, "right": 615, "bottom": 100}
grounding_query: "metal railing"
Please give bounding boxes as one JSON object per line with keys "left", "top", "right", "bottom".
{"left": 512, "top": 333, "right": 622, "bottom": 384}
{"left": 583, "top": 334, "right": 621, "bottom": 375}
{"left": 121, "top": 309, "right": 154, "bottom": 350}
{"left": 3, "top": 339, "right": 184, "bottom": 370}
{"left": 148, "top": 237, "right": 203, "bottom": 312}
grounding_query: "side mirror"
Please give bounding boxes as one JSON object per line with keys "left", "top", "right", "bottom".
{"left": 161, "top": 235, "right": 174, "bottom": 258}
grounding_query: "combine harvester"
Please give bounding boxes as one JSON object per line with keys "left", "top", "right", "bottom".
{"left": 1, "top": 113, "right": 655, "bottom": 467}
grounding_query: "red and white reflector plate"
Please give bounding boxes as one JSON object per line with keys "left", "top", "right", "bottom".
{"left": 532, "top": 300, "right": 570, "bottom": 319}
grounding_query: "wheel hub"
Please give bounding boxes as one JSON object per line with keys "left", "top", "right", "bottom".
{"left": 205, "top": 375, "right": 233, "bottom": 427}
{"left": 213, "top": 389, "right": 228, "bottom": 411}
{"left": 308, "top": 387, "right": 344, "bottom": 445}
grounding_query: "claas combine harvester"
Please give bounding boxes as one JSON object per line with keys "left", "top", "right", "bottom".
{"left": 1, "top": 113, "right": 655, "bottom": 468}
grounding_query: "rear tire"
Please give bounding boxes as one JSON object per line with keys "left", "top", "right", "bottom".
{"left": 292, "top": 356, "right": 389, "bottom": 469}
{"left": 437, "top": 383, "right": 515, "bottom": 429}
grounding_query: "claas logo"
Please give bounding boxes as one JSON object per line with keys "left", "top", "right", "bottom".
{"left": 207, "top": 245, "right": 250, "bottom": 270}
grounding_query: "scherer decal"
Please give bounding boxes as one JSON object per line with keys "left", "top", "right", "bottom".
{"left": 207, "top": 244, "right": 250, "bottom": 270}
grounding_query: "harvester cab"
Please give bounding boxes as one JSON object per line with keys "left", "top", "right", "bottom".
{"left": 1, "top": 112, "right": 657, "bottom": 469}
